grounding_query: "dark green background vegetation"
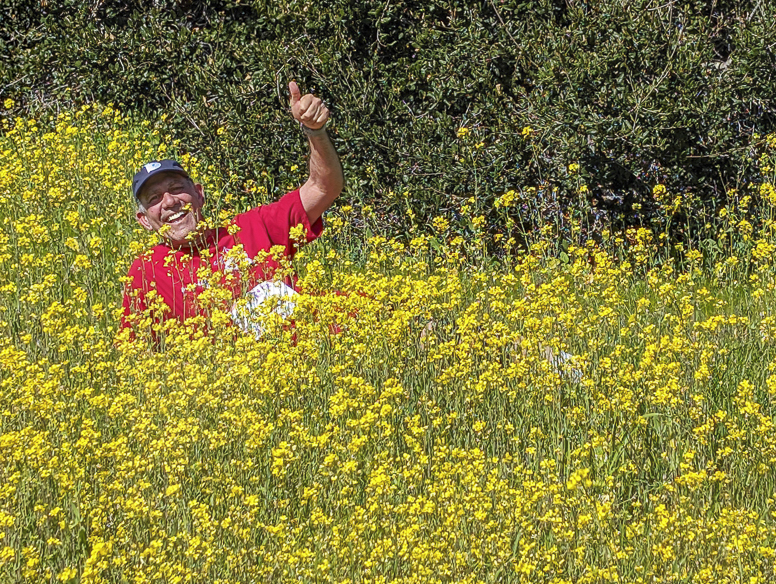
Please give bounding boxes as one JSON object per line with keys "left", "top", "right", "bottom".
{"left": 2, "top": 0, "right": 775, "bottom": 236}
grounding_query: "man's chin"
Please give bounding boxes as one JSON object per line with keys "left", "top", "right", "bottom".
{"left": 164, "top": 227, "right": 199, "bottom": 249}
{"left": 158, "top": 215, "right": 207, "bottom": 248}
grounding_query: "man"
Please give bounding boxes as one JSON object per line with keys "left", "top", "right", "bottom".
{"left": 122, "top": 82, "right": 343, "bottom": 336}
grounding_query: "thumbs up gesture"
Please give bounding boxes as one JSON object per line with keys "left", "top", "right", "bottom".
{"left": 289, "top": 81, "right": 329, "bottom": 131}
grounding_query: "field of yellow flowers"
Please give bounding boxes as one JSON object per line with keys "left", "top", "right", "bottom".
{"left": 2, "top": 104, "right": 776, "bottom": 583}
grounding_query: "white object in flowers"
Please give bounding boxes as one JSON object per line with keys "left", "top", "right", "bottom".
{"left": 231, "top": 281, "right": 297, "bottom": 337}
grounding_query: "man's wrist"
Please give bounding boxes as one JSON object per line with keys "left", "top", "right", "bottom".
{"left": 300, "top": 122, "right": 327, "bottom": 137}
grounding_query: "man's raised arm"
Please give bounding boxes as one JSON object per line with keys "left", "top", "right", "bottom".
{"left": 290, "top": 81, "right": 344, "bottom": 225}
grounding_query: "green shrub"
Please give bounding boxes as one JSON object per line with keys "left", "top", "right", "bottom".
{"left": 2, "top": 0, "right": 775, "bottom": 238}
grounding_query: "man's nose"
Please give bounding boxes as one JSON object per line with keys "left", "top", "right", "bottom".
{"left": 160, "top": 191, "right": 178, "bottom": 207}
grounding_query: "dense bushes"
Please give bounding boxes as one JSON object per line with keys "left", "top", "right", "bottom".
{"left": 1, "top": 0, "right": 775, "bottom": 236}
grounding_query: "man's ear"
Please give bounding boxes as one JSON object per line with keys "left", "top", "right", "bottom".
{"left": 195, "top": 183, "right": 206, "bottom": 208}
{"left": 135, "top": 210, "right": 154, "bottom": 231}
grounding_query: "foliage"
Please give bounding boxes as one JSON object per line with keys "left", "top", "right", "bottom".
{"left": 3, "top": 104, "right": 776, "bottom": 582}
{"left": 1, "top": 0, "right": 775, "bottom": 235}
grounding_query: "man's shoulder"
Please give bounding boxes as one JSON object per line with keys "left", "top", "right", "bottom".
{"left": 237, "top": 190, "right": 302, "bottom": 218}
{"left": 234, "top": 190, "right": 308, "bottom": 233}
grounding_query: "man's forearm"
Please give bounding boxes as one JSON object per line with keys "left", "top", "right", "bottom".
{"left": 299, "top": 129, "right": 344, "bottom": 224}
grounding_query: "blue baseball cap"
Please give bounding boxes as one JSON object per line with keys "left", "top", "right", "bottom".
{"left": 132, "top": 159, "right": 190, "bottom": 202}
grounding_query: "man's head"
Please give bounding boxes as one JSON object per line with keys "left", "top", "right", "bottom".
{"left": 132, "top": 160, "right": 207, "bottom": 248}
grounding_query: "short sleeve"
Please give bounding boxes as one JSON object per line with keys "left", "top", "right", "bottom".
{"left": 122, "top": 260, "right": 144, "bottom": 317}
{"left": 236, "top": 189, "right": 323, "bottom": 257}
{"left": 119, "top": 258, "right": 152, "bottom": 341}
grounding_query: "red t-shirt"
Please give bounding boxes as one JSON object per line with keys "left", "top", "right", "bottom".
{"left": 122, "top": 189, "right": 322, "bottom": 330}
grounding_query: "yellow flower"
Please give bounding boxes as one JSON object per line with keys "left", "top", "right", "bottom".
{"left": 1, "top": 103, "right": 774, "bottom": 583}
{"left": 431, "top": 216, "right": 449, "bottom": 233}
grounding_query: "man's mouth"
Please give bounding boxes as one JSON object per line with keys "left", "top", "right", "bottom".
{"left": 165, "top": 211, "right": 188, "bottom": 224}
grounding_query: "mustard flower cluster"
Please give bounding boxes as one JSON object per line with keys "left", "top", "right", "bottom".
{"left": 1, "top": 108, "right": 776, "bottom": 582}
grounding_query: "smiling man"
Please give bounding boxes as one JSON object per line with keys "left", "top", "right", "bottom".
{"left": 122, "top": 82, "right": 343, "bottom": 336}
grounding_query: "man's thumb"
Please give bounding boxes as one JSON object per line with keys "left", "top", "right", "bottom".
{"left": 289, "top": 81, "right": 301, "bottom": 106}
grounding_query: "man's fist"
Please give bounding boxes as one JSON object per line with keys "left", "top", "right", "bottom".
{"left": 289, "top": 81, "right": 329, "bottom": 131}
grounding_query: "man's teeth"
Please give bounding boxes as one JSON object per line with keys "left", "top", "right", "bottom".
{"left": 167, "top": 211, "right": 186, "bottom": 223}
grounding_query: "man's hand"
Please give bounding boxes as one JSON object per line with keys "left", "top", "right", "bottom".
{"left": 289, "top": 81, "right": 329, "bottom": 131}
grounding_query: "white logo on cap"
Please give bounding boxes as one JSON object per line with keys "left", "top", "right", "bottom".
{"left": 144, "top": 162, "right": 162, "bottom": 173}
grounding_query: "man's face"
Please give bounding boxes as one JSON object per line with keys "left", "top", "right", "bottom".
{"left": 135, "top": 172, "right": 206, "bottom": 248}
